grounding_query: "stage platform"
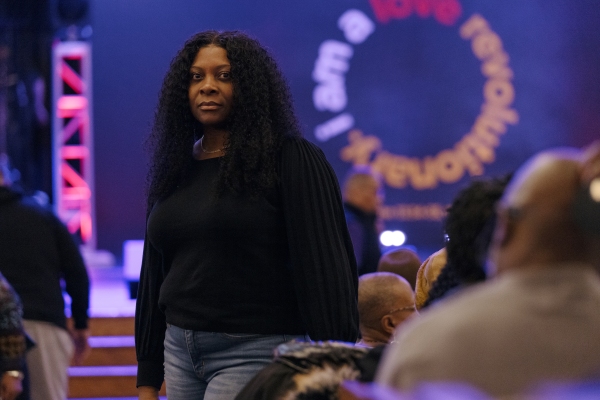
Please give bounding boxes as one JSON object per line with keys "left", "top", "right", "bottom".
{"left": 87, "top": 266, "right": 137, "bottom": 318}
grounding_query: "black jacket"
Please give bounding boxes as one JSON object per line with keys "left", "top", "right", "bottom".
{"left": 0, "top": 186, "right": 89, "bottom": 330}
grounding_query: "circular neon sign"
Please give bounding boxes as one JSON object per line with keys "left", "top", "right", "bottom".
{"left": 312, "top": 1, "right": 519, "bottom": 190}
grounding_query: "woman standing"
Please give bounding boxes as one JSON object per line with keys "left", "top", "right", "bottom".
{"left": 135, "top": 31, "right": 359, "bottom": 399}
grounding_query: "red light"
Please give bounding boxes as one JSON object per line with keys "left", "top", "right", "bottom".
{"left": 61, "top": 60, "right": 84, "bottom": 93}
{"left": 58, "top": 96, "right": 87, "bottom": 110}
{"left": 80, "top": 213, "right": 92, "bottom": 242}
{"left": 62, "top": 161, "right": 89, "bottom": 188}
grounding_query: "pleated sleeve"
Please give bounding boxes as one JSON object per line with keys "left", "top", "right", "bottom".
{"left": 135, "top": 233, "right": 167, "bottom": 389}
{"left": 279, "top": 136, "right": 359, "bottom": 342}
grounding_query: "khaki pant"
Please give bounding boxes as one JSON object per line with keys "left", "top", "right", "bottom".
{"left": 23, "top": 320, "right": 74, "bottom": 400}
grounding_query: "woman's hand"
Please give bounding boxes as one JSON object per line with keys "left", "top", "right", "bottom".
{"left": 0, "top": 371, "right": 23, "bottom": 400}
{"left": 138, "top": 385, "right": 160, "bottom": 400}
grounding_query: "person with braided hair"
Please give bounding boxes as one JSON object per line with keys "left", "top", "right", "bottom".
{"left": 135, "top": 31, "right": 359, "bottom": 400}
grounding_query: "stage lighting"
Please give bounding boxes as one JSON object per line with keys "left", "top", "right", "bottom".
{"left": 380, "top": 230, "right": 406, "bottom": 247}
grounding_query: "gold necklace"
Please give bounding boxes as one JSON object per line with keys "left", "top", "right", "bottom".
{"left": 200, "top": 136, "right": 225, "bottom": 154}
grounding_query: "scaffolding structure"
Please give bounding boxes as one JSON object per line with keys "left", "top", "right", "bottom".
{"left": 52, "top": 41, "right": 96, "bottom": 249}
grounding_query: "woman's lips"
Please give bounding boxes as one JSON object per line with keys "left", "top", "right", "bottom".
{"left": 199, "top": 102, "right": 221, "bottom": 110}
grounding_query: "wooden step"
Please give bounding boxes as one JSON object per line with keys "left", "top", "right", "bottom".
{"left": 67, "top": 317, "right": 155, "bottom": 398}
{"left": 80, "top": 344, "right": 136, "bottom": 366}
{"left": 78, "top": 336, "right": 136, "bottom": 367}
{"left": 68, "top": 372, "right": 166, "bottom": 397}
{"left": 88, "top": 317, "right": 134, "bottom": 336}
{"left": 68, "top": 316, "right": 134, "bottom": 336}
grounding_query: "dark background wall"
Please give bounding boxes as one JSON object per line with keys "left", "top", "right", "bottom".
{"left": 87, "top": 0, "right": 600, "bottom": 261}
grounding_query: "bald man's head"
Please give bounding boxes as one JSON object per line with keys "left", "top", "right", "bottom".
{"left": 489, "top": 144, "right": 600, "bottom": 274}
{"left": 358, "top": 272, "right": 416, "bottom": 343}
{"left": 377, "top": 249, "right": 421, "bottom": 290}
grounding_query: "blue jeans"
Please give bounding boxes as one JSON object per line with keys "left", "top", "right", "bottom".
{"left": 164, "top": 324, "right": 307, "bottom": 399}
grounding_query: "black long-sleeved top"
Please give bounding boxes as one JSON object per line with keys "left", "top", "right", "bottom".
{"left": 136, "top": 136, "right": 359, "bottom": 389}
{"left": 0, "top": 187, "right": 90, "bottom": 330}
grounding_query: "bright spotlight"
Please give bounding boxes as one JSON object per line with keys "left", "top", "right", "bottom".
{"left": 380, "top": 231, "right": 394, "bottom": 246}
{"left": 379, "top": 230, "right": 406, "bottom": 247}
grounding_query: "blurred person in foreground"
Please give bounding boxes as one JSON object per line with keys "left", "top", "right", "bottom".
{"left": 376, "top": 142, "right": 600, "bottom": 397}
{"left": 0, "top": 161, "right": 90, "bottom": 400}
{"left": 235, "top": 341, "right": 369, "bottom": 400}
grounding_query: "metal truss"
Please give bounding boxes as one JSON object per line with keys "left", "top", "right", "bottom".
{"left": 52, "top": 41, "right": 96, "bottom": 249}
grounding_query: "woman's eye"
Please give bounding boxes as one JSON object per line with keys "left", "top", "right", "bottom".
{"left": 191, "top": 73, "right": 203, "bottom": 80}
{"left": 220, "top": 71, "right": 231, "bottom": 79}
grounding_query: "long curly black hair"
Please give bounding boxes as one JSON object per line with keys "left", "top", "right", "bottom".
{"left": 423, "top": 174, "right": 511, "bottom": 308}
{"left": 146, "top": 30, "right": 302, "bottom": 211}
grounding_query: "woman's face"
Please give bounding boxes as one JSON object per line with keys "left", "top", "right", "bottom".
{"left": 188, "top": 45, "right": 234, "bottom": 129}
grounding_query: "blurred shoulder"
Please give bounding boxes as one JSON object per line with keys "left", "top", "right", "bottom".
{"left": 401, "top": 277, "right": 514, "bottom": 347}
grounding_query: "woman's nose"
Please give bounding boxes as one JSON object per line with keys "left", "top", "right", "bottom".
{"left": 200, "top": 76, "right": 218, "bottom": 94}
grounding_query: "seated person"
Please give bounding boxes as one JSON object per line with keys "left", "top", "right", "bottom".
{"left": 236, "top": 341, "right": 368, "bottom": 400}
{"left": 422, "top": 175, "right": 509, "bottom": 309}
{"left": 414, "top": 248, "right": 446, "bottom": 310}
{"left": 356, "top": 272, "right": 417, "bottom": 383}
{"left": 376, "top": 249, "right": 421, "bottom": 290}
{"left": 376, "top": 143, "right": 600, "bottom": 397}
{"left": 357, "top": 272, "right": 417, "bottom": 347}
